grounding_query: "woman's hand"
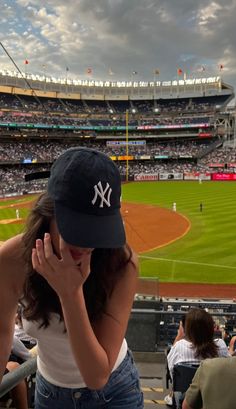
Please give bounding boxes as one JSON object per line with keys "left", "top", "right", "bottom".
{"left": 229, "top": 335, "right": 236, "bottom": 355}
{"left": 32, "top": 233, "right": 91, "bottom": 298}
{"left": 177, "top": 321, "right": 185, "bottom": 339}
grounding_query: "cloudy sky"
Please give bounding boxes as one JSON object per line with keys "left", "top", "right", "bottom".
{"left": 0, "top": 0, "right": 235, "bottom": 89}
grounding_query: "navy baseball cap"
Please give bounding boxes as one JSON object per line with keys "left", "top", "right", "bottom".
{"left": 47, "top": 147, "right": 126, "bottom": 248}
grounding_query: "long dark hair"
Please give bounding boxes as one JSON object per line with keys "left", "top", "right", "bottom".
{"left": 21, "top": 192, "right": 132, "bottom": 328}
{"left": 184, "top": 308, "right": 218, "bottom": 359}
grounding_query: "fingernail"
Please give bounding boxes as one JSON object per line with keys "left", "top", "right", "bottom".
{"left": 45, "top": 233, "right": 50, "bottom": 239}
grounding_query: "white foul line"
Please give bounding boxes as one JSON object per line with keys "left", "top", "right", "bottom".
{"left": 139, "top": 255, "right": 236, "bottom": 270}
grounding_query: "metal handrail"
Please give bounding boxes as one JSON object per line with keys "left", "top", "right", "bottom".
{"left": 0, "top": 357, "right": 37, "bottom": 398}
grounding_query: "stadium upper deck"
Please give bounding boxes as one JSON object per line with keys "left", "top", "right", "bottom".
{"left": 0, "top": 70, "right": 233, "bottom": 103}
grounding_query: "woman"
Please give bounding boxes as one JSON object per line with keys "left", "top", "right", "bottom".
{"left": 167, "top": 308, "right": 229, "bottom": 377}
{"left": 165, "top": 308, "right": 229, "bottom": 406}
{"left": 0, "top": 147, "right": 143, "bottom": 408}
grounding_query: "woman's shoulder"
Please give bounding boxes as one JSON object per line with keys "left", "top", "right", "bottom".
{"left": 174, "top": 338, "right": 191, "bottom": 349}
{"left": 214, "top": 337, "right": 226, "bottom": 346}
{"left": 0, "top": 233, "right": 24, "bottom": 258}
{"left": 0, "top": 234, "right": 26, "bottom": 281}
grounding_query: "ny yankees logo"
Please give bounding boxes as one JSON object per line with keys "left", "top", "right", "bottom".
{"left": 92, "top": 181, "right": 112, "bottom": 208}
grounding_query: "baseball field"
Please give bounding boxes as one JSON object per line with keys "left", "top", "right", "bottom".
{"left": 1, "top": 181, "right": 236, "bottom": 288}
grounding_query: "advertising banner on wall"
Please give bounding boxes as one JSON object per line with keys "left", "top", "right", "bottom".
{"left": 117, "top": 155, "right": 134, "bottom": 161}
{"left": 138, "top": 155, "right": 151, "bottom": 160}
{"left": 159, "top": 173, "right": 183, "bottom": 180}
{"left": 184, "top": 172, "right": 211, "bottom": 180}
{"left": 134, "top": 174, "right": 159, "bottom": 181}
{"left": 212, "top": 173, "right": 236, "bottom": 181}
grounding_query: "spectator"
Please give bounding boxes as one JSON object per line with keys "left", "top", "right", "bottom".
{"left": 167, "top": 308, "right": 229, "bottom": 377}
{"left": 182, "top": 356, "right": 236, "bottom": 409}
{"left": 15, "top": 304, "right": 37, "bottom": 349}
{"left": 0, "top": 147, "right": 143, "bottom": 409}
{"left": 165, "top": 308, "right": 229, "bottom": 406}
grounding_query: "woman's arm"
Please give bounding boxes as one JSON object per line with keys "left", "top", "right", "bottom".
{"left": 61, "top": 262, "right": 137, "bottom": 389}
{"left": 173, "top": 321, "right": 185, "bottom": 345}
{"left": 33, "top": 234, "right": 138, "bottom": 389}
{"left": 228, "top": 335, "right": 236, "bottom": 355}
{"left": 0, "top": 235, "right": 26, "bottom": 382}
{"left": 166, "top": 342, "right": 180, "bottom": 378}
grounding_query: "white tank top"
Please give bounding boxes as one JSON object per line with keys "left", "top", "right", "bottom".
{"left": 22, "top": 314, "right": 128, "bottom": 388}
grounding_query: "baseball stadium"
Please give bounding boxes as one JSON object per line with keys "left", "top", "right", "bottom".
{"left": 1, "top": 70, "right": 236, "bottom": 408}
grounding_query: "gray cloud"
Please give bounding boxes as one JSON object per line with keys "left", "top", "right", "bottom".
{"left": 0, "top": 0, "right": 234, "bottom": 89}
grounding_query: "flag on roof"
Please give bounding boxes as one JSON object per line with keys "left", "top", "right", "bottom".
{"left": 24, "top": 60, "right": 29, "bottom": 65}
{"left": 177, "top": 68, "right": 183, "bottom": 75}
{"left": 196, "top": 65, "right": 205, "bottom": 73}
{"left": 219, "top": 64, "right": 224, "bottom": 70}
{"left": 87, "top": 67, "right": 92, "bottom": 75}
{"left": 154, "top": 69, "right": 160, "bottom": 75}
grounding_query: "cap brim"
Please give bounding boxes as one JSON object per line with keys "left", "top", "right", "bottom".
{"left": 54, "top": 202, "right": 126, "bottom": 248}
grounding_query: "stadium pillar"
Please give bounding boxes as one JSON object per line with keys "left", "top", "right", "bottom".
{"left": 126, "top": 109, "right": 129, "bottom": 182}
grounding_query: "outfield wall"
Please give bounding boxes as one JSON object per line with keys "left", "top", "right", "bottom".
{"left": 134, "top": 172, "right": 236, "bottom": 181}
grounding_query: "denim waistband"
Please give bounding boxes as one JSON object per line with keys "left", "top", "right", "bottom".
{"left": 36, "top": 349, "right": 134, "bottom": 400}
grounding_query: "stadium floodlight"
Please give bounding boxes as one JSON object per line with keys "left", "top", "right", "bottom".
{"left": 109, "top": 109, "right": 114, "bottom": 114}
{"left": 132, "top": 108, "right": 136, "bottom": 113}
{"left": 154, "top": 108, "right": 159, "bottom": 113}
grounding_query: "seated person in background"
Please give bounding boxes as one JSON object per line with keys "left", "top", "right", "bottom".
{"left": 167, "top": 308, "right": 229, "bottom": 377}
{"left": 15, "top": 304, "right": 37, "bottom": 348}
{"left": 165, "top": 308, "right": 229, "bottom": 406}
{"left": 11, "top": 335, "right": 32, "bottom": 363}
{"left": 182, "top": 356, "right": 236, "bottom": 409}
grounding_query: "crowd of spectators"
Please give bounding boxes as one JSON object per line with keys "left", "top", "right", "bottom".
{"left": 0, "top": 140, "right": 214, "bottom": 163}
{"left": 0, "top": 93, "right": 227, "bottom": 117}
{"left": 1, "top": 139, "right": 236, "bottom": 194}
{"left": 199, "top": 146, "right": 236, "bottom": 166}
{"left": 0, "top": 111, "right": 214, "bottom": 128}
{"left": 0, "top": 89, "right": 233, "bottom": 197}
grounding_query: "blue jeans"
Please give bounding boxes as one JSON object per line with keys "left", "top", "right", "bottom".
{"left": 35, "top": 350, "right": 144, "bottom": 408}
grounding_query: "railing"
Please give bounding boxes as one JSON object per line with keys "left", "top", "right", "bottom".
{"left": 126, "top": 309, "right": 236, "bottom": 352}
{"left": 1, "top": 308, "right": 236, "bottom": 399}
{"left": 0, "top": 357, "right": 37, "bottom": 398}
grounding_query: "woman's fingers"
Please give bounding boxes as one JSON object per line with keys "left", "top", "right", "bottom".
{"left": 32, "top": 234, "right": 58, "bottom": 275}
{"left": 32, "top": 248, "right": 40, "bottom": 271}
{"left": 59, "top": 236, "right": 74, "bottom": 263}
{"left": 80, "top": 253, "right": 91, "bottom": 280}
{"left": 43, "top": 233, "right": 59, "bottom": 266}
{"left": 35, "top": 239, "right": 46, "bottom": 265}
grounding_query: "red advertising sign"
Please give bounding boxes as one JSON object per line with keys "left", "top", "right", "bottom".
{"left": 199, "top": 132, "right": 212, "bottom": 138}
{"left": 212, "top": 173, "right": 236, "bottom": 181}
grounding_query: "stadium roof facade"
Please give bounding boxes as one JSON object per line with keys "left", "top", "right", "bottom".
{"left": 0, "top": 70, "right": 234, "bottom": 101}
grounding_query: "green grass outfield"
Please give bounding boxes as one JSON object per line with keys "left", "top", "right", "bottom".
{"left": 122, "top": 181, "right": 236, "bottom": 284}
{"left": 1, "top": 181, "right": 236, "bottom": 284}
